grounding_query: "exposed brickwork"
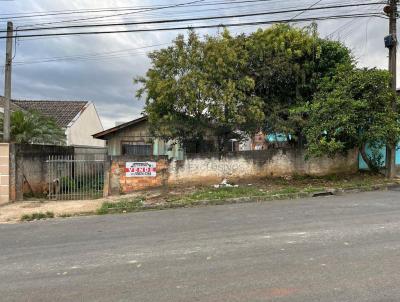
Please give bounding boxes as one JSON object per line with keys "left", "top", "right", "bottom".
{"left": 107, "top": 149, "right": 358, "bottom": 195}
{"left": 110, "top": 158, "right": 168, "bottom": 194}
{"left": 0, "top": 144, "right": 9, "bottom": 205}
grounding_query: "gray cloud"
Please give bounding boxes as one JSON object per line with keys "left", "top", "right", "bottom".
{"left": 0, "top": 0, "right": 394, "bottom": 129}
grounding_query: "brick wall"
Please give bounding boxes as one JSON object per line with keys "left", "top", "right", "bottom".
{"left": 108, "top": 156, "right": 168, "bottom": 194}
{"left": 0, "top": 144, "right": 9, "bottom": 205}
{"left": 106, "top": 149, "right": 358, "bottom": 195}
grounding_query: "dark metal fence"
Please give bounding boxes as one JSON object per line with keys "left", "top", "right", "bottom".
{"left": 47, "top": 155, "right": 105, "bottom": 200}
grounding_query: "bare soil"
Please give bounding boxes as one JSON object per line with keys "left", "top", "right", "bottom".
{"left": 0, "top": 172, "right": 395, "bottom": 224}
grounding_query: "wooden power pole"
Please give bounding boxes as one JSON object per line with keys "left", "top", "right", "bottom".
{"left": 3, "top": 21, "right": 13, "bottom": 143}
{"left": 385, "top": 0, "right": 398, "bottom": 178}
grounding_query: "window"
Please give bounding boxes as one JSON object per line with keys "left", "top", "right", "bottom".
{"left": 122, "top": 142, "right": 152, "bottom": 156}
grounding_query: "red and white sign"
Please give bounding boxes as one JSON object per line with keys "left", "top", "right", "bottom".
{"left": 125, "top": 162, "right": 157, "bottom": 177}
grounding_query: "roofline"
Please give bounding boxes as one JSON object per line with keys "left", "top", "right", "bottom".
{"left": 66, "top": 101, "right": 91, "bottom": 129}
{"left": 11, "top": 99, "right": 90, "bottom": 103}
{"left": 0, "top": 96, "right": 26, "bottom": 112}
{"left": 92, "top": 115, "right": 148, "bottom": 140}
{"left": 92, "top": 102, "right": 104, "bottom": 131}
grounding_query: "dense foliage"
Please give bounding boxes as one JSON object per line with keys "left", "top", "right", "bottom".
{"left": 136, "top": 30, "right": 264, "bottom": 152}
{"left": 303, "top": 68, "right": 400, "bottom": 172}
{"left": 0, "top": 110, "right": 66, "bottom": 144}
{"left": 246, "top": 24, "right": 353, "bottom": 144}
{"left": 137, "top": 24, "right": 398, "bottom": 171}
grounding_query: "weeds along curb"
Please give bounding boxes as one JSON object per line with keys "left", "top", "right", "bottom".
{"left": 102, "top": 182, "right": 400, "bottom": 215}
{"left": 19, "top": 182, "right": 400, "bottom": 220}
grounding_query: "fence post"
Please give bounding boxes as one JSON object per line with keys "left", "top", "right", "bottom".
{"left": 103, "top": 158, "right": 111, "bottom": 197}
{"left": 47, "top": 155, "right": 50, "bottom": 200}
{"left": 9, "top": 144, "right": 16, "bottom": 202}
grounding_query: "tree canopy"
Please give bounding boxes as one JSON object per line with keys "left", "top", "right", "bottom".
{"left": 0, "top": 110, "right": 66, "bottom": 144}
{"left": 136, "top": 24, "right": 397, "bottom": 170}
{"left": 137, "top": 24, "right": 353, "bottom": 152}
{"left": 246, "top": 24, "right": 353, "bottom": 144}
{"left": 303, "top": 68, "right": 400, "bottom": 172}
{"left": 136, "top": 30, "right": 264, "bottom": 152}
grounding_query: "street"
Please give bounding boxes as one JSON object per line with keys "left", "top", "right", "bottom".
{"left": 1, "top": 190, "right": 400, "bottom": 302}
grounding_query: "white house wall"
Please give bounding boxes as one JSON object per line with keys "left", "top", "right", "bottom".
{"left": 66, "top": 103, "right": 105, "bottom": 147}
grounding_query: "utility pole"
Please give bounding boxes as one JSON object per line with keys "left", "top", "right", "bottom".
{"left": 3, "top": 21, "right": 13, "bottom": 143}
{"left": 385, "top": 0, "right": 397, "bottom": 178}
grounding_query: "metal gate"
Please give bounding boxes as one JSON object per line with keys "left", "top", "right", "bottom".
{"left": 47, "top": 155, "right": 105, "bottom": 200}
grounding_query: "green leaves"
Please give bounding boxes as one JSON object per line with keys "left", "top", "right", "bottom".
{"left": 246, "top": 24, "right": 353, "bottom": 140}
{"left": 136, "top": 29, "right": 264, "bottom": 152}
{"left": 136, "top": 24, "right": 366, "bottom": 156}
{"left": 0, "top": 110, "right": 66, "bottom": 144}
{"left": 303, "top": 68, "right": 400, "bottom": 171}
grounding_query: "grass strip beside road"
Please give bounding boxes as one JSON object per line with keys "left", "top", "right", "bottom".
{"left": 96, "top": 173, "right": 398, "bottom": 215}
{"left": 18, "top": 173, "right": 399, "bottom": 220}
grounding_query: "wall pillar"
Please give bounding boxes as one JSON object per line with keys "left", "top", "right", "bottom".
{"left": 0, "top": 143, "right": 10, "bottom": 205}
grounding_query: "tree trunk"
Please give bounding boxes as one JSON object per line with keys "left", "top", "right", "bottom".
{"left": 359, "top": 144, "right": 380, "bottom": 173}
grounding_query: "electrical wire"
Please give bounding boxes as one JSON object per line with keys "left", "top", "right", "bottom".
{"left": 289, "top": 0, "right": 324, "bottom": 21}
{"left": 7, "top": 2, "right": 384, "bottom": 33}
{"left": 11, "top": 42, "right": 172, "bottom": 65}
{"left": 1, "top": 0, "right": 384, "bottom": 27}
{"left": 0, "top": 12, "right": 385, "bottom": 39}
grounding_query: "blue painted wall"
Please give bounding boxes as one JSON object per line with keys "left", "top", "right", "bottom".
{"left": 359, "top": 144, "right": 400, "bottom": 169}
{"left": 266, "top": 133, "right": 290, "bottom": 142}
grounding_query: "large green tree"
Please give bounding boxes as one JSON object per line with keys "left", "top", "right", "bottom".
{"left": 0, "top": 110, "right": 66, "bottom": 144}
{"left": 136, "top": 30, "right": 264, "bottom": 152}
{"left": 303, "top": 68, "right": 400, "bottom": 172}
{"left": 246, "top": 24, "right": 353, "bottom": 144}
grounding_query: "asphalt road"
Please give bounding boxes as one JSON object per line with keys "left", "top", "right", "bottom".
{"left": 1, "top": 190, "right": 400, "bottom": 302}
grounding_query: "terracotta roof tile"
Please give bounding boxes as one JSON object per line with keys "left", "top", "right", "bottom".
{"left": 11, "top": 100, "right": 89, "bottom": 128}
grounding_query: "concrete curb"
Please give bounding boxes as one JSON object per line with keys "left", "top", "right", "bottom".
{"left": 17, "top": 182, "right": 400, "bottom": 220}
{"left": 133, "top": 182, "right": 400, "bottom": 212}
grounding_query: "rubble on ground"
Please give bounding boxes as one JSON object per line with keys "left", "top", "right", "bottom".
{"left": 213, "top": 179, "right": 239, "bottom": 189}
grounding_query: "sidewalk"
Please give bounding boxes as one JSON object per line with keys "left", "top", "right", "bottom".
{"left": 0, "top": 190, "right": 148, "bottom": 223}
{"left": 1, "top": 173, "right": 398, "bottom": 224}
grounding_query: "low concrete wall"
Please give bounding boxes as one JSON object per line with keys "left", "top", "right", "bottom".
{"left": 10, "top": 144, "right": 74, "bottom": 201}
{"left": 169, "top": 149, "right": 358, "bottom": 185}
{"left": 10, "top": 144, "right": 108, "bottom": 201}
{"left": 107, "top": 149, "right": 358, "bottom": 194}
{"left": 0, "top": 144, "right": 9, "bottom": 205}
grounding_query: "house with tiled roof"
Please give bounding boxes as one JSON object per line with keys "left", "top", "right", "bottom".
{"left": 93, "top": 115, "right": 183, "bottom": 159}
{"left": 0, "top": 97, "right": 105, "bottom": 147}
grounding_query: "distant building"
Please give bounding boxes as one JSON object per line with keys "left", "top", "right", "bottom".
{"left": 0, "top": 97, "right": 105, "bottom": 147}
{"left": 93, "top": 116, "right": 183, "bottom": 159}
{"left": 239, "top": 132, "right": 290, "bottom": 151}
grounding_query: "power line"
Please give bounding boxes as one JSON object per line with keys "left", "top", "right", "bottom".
{"left": 4, "top": 0, "right": 206, "bottom": 28}
{"left": 289, "top": 0, "right": 324, "bottom": 20}
{"left": 325, "top": 1, "right": 385, "bottom": 38}
{"left": 10, "top": 1, "right": 329, "bottom": 29}
{"left": 5, "top": 2, "right": 385, "bottom": 34}
{"left": 2, "top": 0, "right": 381, "bottom": 27}
{"left": 0, "top": 0, "right": 300, "bottom": 20}
{"left": 11, "top": 42, "right": 171, "bottom": 65}
{"left": 0, "top": 13, "right": 385, "bottom": 39}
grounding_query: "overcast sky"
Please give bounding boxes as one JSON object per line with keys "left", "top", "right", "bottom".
{"left": 0, "top": 0, "right": 389, "bottom": 129}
